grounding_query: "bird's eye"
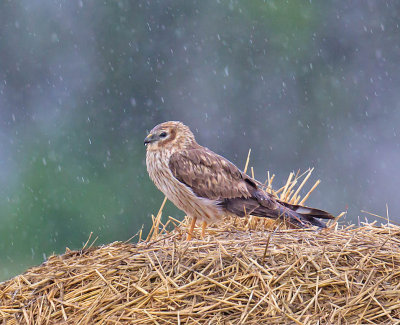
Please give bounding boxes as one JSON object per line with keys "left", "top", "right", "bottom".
{"left": 159, "top": 131, "right": 167, "bottom": 138}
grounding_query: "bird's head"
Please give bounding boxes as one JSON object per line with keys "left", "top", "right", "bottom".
{"left": 144, "top": 121, "right": 196, "bottom": 152}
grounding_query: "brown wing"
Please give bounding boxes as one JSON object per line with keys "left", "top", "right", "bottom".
{"left": 168, "top": 148, "right": 256, "bottom": 200}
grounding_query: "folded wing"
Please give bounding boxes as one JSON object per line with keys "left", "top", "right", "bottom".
{"left": 169, "top": 147, "right": 334, "bottom": 228}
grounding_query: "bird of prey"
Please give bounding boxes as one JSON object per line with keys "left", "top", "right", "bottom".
{"left": 144, "top": 121, "right": 334, "bottom": 240}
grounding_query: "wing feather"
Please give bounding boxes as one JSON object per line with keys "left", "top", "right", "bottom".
{"left": 169, "top": 148, "right": 254, "bottom": 200}
{"left": 168, "top": 147, "right": 331, "bottom": 228}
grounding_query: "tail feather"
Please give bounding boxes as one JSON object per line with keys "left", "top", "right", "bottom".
{"left": 278, "top": 200, "right": 334, "bottom": 227}
{"left": 221, "top": 198, "right": 334, "bottom": 228}
{"left": 277, "top": 206, "right": 330, "bottom": 228}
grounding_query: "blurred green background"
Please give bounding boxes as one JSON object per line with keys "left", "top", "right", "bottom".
{"left": 1, "top": 1, "right": 399, "bottom": 281}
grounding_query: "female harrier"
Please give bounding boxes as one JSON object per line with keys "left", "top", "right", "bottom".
{"left": 145, "top": 121, "right": 333, "bottom": 239}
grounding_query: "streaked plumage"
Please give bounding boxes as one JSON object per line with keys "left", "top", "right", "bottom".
{"left": 145, "top": 121, "right": 334, "bottom": 238}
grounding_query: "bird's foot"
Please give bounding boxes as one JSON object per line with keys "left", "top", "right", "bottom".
{"left": 201, "top": 221, "right": 207, "bottom": 239}
{"left": 187, "top": 216, "right": 197, "bottom": 240}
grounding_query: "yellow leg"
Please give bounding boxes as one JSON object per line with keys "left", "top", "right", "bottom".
{"left": 187, "top": 217, "right": 197, "bottom": 240}
{"left": 201, "top": 221, "right": 207, "bottom": 238}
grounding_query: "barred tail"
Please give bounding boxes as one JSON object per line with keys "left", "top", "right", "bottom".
{"left": 276, "top": 201, "right": 334, "bottom": 228}
{"left": 221, "top": 198, "right": 334, "bottom": 228}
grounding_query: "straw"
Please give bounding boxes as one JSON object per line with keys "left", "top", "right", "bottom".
{"left": 1, "top": 219, "right": 399, "bottom": 324}
{"left": 1, "top": 164, "right": 398, "bottom": 324}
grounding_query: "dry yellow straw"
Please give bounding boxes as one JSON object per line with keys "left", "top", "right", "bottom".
{"left": 243, "top": 148, "right": 251, "bottom": 174}
{"left": 146, "top": 196, "right": 168, "bottom": 241}
{"left": 2, "top": 213, "right": 399, "bottom": 324}
{"left": 7, "top": 151, "right": 392, "bottom": 325}
{"left": 299, "top": 180, "right": 321, "bottom": 205}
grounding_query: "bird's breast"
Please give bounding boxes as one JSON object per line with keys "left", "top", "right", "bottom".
{"left": 146, "top": 150, "right": 222, "bottom": 223}
{"left": 146, "top": 150, "right": 188, "bottom": 204}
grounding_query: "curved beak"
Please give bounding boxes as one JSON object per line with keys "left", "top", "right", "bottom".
{"left": 144, "top": 133, "right": 158, "bottom": 145}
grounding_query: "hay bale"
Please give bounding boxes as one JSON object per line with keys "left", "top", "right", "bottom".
{"left": 1, "top": 169, "right": 399, "bottom": 324}
{"left": 1, "top": 217, "right": 400, "bottom": 324}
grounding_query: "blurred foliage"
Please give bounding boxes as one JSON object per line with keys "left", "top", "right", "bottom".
{"left": 1, "top": 1, "right": 399, "bottom": 280}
